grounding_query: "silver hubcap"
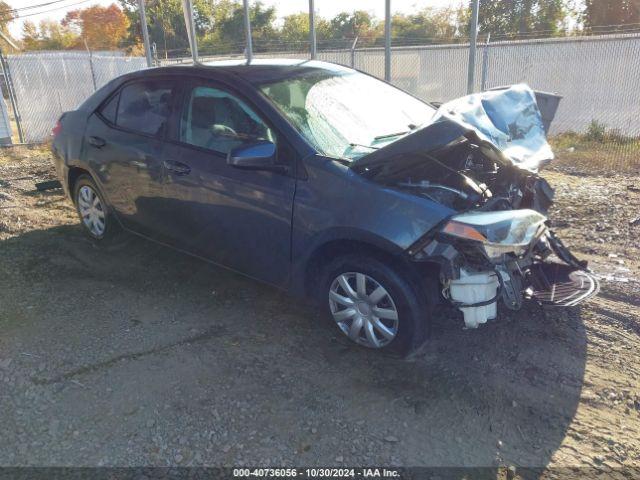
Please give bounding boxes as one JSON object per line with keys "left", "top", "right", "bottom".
{"left": 329, "top": 272, "right": 399, "bottom": 349}
{"left": 77, "top": 185, "right": 105, "bottom": 237}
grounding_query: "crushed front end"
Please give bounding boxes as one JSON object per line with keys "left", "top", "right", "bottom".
{"left": 354, "top": 84, "right": 599, "bottom": 328}
{"left": 407, "top": 210, "right": 599, "bottom": 328}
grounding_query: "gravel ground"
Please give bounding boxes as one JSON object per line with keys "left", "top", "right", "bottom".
{"left": 1, "top": 146, "right": 639, "bottom": 475}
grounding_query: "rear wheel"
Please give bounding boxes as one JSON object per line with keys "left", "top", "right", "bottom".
{"left": 319, "top": 254, "right": 430, "bottom": 356}
{"left": 73, "top": 175, "right": 118, "bottom": 241}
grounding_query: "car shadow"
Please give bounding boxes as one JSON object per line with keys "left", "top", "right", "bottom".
{"left": 0, "top": 225, "right": 587, "bottom": 473}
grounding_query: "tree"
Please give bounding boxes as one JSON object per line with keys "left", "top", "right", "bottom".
{"left": 21, "top": 21, "right": 40, "bottom": 50}
{"left": 21, "top": 19, "right": 78, "bottom": 50}
{"left": 583, "top": 0, "right": 640, "bottom": 28}
{"left": 280, "top": 12, "right": 310, "bottom": 45}
{"left": 458, "top": 0, "right": 569, "bottom": 38}
{"left": 327, "top": 10, "right": 380, "bottom": 45}
{"left": 390, "top": 8, "right": 460, "bottom": 45}
{"left": 198, "top": 1, "right": 279, "bottom": 54}
{"left": 0, "top": 1, "right": 19, "bottom": 51}
{"left": 63, "top": 4, "right": 129, "bottom": 50}
{"left": 118, "top": 0, "right": 216, "bottom": 56}
{"left": 273, "top": 11, "right": 331, "bottom": 49}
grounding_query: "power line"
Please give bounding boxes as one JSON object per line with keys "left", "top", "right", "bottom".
{"left": 2, "top": 0, "right": 94, "bottom": 19}
{"left": 1, "top": 0, "right": 79, "bottom": 14}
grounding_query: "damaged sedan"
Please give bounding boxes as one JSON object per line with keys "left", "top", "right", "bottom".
{"left": 51, "top": 59, "right": 598, "bottom": 356}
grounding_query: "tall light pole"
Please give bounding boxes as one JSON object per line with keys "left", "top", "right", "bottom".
{"left": 309, "top": 0, "right": 317, "bottom": 59}
{"left": 384, "top": 0, "right": 391, "bottom": 82}
{"left": 467, "top": 0, "right": 480, "bottom": 94}
{"left": 243, "top": 0, "right": 253, "bottom": 63}
{"left": 138, "top": 0, "right": 153, "bottom": 67}
{"left": 181, "top": 0, "right": 198, "bottom": 63}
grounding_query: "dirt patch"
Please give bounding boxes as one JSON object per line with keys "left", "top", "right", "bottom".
{"left": 0, "top": 146, "right": 639, "bottom": 474}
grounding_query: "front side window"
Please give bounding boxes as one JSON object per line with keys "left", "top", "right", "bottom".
{"left": 180, "top": 85, "right": 275, "bottom": 154}
{"left": 116, "top": 81, "right": 173, "bottom": 136}
{"left": 260, "top": 71, "right": 436, "bottom": 161}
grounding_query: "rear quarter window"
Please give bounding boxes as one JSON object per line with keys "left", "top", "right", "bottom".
{"left": 99, "top": 93, "right": 119, "bottom": 124}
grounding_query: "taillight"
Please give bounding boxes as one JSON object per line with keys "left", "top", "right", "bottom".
{"left": 52, "top": 119, "right": 62, "bottom": 136}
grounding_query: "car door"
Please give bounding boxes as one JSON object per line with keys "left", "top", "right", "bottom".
{"left": 82, "top": 78, "right": 176, "bottom": 238}
{"left": 160, "top": 79, "right": 296, "bottom": 287}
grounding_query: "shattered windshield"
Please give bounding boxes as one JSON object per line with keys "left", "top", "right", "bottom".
{"left": 259, "top": 71, "right": 436, "bottom": 161}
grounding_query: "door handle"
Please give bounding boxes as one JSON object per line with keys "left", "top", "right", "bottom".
{"left": 88, "top": 136, "right": 106, "bottom": 148}
{"left": 163, "top": 160, "right": 191, "bottom": 176}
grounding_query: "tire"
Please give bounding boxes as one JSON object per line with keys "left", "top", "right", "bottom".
{"left": 318, "top": 253, "right": 431, "bottom": 356}
{"left": 73, "top": 174, "right": 119, "bottom": 241}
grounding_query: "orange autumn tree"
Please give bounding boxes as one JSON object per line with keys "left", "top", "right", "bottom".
{"left": 63, "top": 3, "right": 130, "bottom": 50}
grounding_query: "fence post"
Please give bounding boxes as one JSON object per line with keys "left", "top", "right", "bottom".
{"left": 350, "top": 37, "right": 359, "bottom": 68}
{"left": 84, "top": 39, "right": 97, "bottom": 91}
{"left": 243, "top": 0, "right": 253, "bottom": 63}
{"left": 309, "top": 0, "right": 316, "bottom": 59}
{"left": 480, "top": 33, "right": 491, "bottom": 92}
{"left": 384, "top": 0, "right": 391, "bottom": 82}
{"left": 0, "top": 50, "right": 24, "bottom": 143}
{"left": 467, "top": 0, "right": 480, "bottom": 94}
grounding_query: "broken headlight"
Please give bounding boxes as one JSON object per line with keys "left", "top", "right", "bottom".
{"left": 441, "top": 209, "right": 547, "bottom": 261}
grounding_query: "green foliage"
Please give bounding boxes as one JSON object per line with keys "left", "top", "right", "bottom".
{"left": 17, "top": 0, "right": 584, "bottom": 55}
{"left": 21, "top": 19, "right": 79, "bottom": 51}
{"left": 553, "top": 121, "right": 639, "bottom": 146}
{"left": 390, "top": 8, "right": 460, "bottom": 44}
{"left": 0, "top": 1, "right": 19, "bottom": 51}
{"left": 456, "top": 0, "right": 569, "bottom": 38}
{"left": 583, "top": 0, "right": 640, "bottom": 28}
{"left": 587, "top": 120, "right": 607, "bottom": 142}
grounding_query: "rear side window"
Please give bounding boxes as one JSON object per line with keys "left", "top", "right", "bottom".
{"left": 116, "top": 81, "right": 173, "bottom": 137}
{"left": 99, "top": 93, "right": 119, "bottom": 124}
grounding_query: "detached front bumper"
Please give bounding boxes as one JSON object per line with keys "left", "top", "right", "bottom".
{"left": 410, "top": 228, "right": 599, "bottom": 329}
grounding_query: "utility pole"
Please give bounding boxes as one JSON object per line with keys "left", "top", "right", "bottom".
{"left": 309, "top": 0, "right": 316, "bottom": 59}
{"left": 467, "top": 0, "right": 480, "bottom": 94}
{"left": 137, "top": 0, "right": 153, "bottom": 67}
{"left": 384, "top": 0, "right": 391, "bottom": 82}
{"left": 243, "top": 0, "right": 253, "bottom": 62}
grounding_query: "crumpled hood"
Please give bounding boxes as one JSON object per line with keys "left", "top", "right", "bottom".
{"left": 434, "top": 84, "right": 554, "bottom": 170}
{"left": 355, "top": 84, "right": 554, "bottom": 173}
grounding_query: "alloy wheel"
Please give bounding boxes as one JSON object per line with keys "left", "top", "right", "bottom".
{"left": 77, "top": 185, "right": 106, "bottom": 237}
{"left": 329, "top": 272, "right": 399, "bottom": 348}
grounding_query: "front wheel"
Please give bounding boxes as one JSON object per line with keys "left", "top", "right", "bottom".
{"left": 319, "top": 254, "right": 430, "bottom": 356}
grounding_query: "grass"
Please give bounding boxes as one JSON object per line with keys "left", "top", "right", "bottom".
{"left": 549, "top": 125, "right": 640, "bottom": 175}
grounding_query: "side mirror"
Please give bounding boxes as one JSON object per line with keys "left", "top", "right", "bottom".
{"left": 227, "top": 141, "right": 284, "bottom": 172}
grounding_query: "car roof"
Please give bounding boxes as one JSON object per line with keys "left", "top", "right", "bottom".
{"left": 145, "top": 58, "right": 354, "bottom": 85}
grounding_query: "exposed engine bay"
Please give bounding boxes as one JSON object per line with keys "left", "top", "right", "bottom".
{"left": 391, "top": 135, "right": 555, "bottom": 214}
{"left": 353, "top": 85, "right": 599, "bottom": 329}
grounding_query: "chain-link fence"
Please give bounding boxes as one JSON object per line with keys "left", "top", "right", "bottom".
{"left": 2, "top": 51, "right": 146, "bottom": 143}
{"left": 2, "top": 32, "right": 639, "bottom": 171}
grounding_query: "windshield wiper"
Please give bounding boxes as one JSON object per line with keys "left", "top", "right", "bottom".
{"left": 373, "top": 131, "right": 410, "bottom": 141}
{"left": 350, "top": 143, "right": 379, "bottom": 150}
{"left": 373, "top": 124, "right": 419, "bottom": 141}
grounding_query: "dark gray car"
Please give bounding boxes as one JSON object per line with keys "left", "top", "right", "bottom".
{"left": 51, "top": 59, "right": 598, "bottom": 356}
